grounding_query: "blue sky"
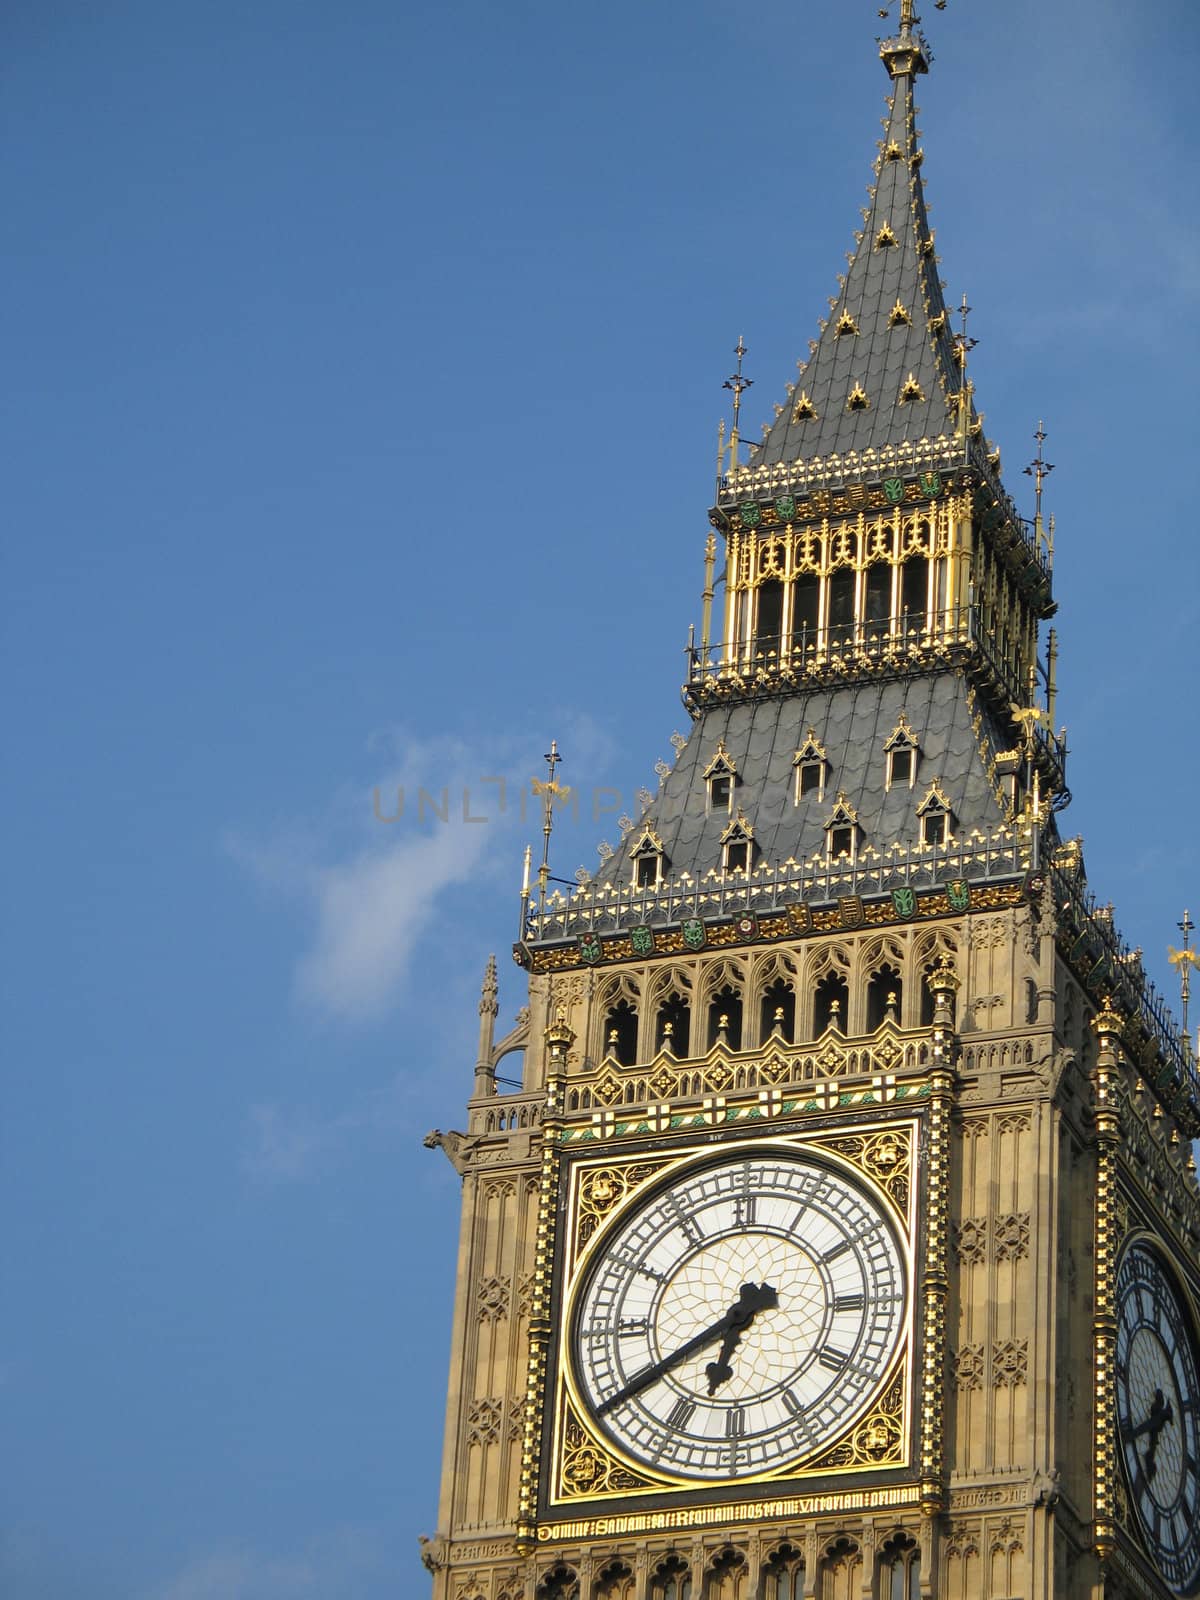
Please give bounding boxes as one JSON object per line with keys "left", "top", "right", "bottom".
{"left": 3, "top": 2, "right": 1197, "bottom": 1596}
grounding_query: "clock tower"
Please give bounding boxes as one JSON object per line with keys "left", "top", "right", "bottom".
{"left": 420, "top": 9, "right": 1200, "bottom": 1600}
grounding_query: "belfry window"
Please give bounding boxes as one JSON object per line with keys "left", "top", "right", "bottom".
{"left": 790, "top": 573, "right": 820, "bottom": 652}
{"left": 630, "top": 825, "right": 667, "bottom": 889}
{"left": 813, "top": 971, "right": 849, "bottom": 1037}
{"left": 867, "top": 964, "right": 903, "bottom": 1030}
{"left": 917, "top": 781, "right": 953, "bottom": 847}
{"left": 793, "top": 729, "right": 827, "bottom": 803}
{"left": 901, "top": 554, "right": 929, "bottom": 629}
{"left": 720, "top": 811, "right": 755, "bottom": 875}
{"left": 864, "top": 562, "right": 891, "bottom": 630}
{"left": 603, "top": 999, "right": 638, "bottom": 1067}
{"left": 759, "top": 977, "right": 795, "bottom": 1043}
{"left": 703, "top": 740, "right": 737, "bottom": 814}
{"left": 824, "top": 792, "right": 860, "bottom": 862}
{"left": 884, "top": 713, "right": 919, "bottom": 790}
{"left": 655, "top": 991, "right": 691, "bottom": 1056}
{"left": 706, "top": 986, "right": 743, "bottom": 1051}
{"left": 754, "top": 578, "right": 784, "bottom": 657}
{"left": 828, "top": 567, "right": 855, "bottom": 632}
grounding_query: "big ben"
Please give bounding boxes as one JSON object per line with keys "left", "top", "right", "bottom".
{"left": 419, "top": 5, "right": 1199, "bottom": 1597}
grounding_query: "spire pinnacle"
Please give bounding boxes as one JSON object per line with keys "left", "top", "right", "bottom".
{"left": 877, "top": 0, "right": 938, "bottom": 78}
{"left": 722, "top": 337, "right": 752, "bottom": 473}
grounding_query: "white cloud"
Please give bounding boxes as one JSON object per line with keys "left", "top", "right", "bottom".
{"left": 226, "top": 718, "right": 622, "bottom": 1025}
{"left": 293, "top": 821, "right": 489, "bottom": 1019}
{"left": 225, "top": 733, "right": 502, "bottom": 1024}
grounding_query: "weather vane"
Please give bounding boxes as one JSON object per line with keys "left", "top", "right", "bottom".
{"left": 1168, "top": 911, "right": 1200, "bottom": 1058}
{"left": 529, "top": 739, "right": 571, "bottom": 918}
{"left": 877, "top": 0, "right": 947, "bottom": 29}
{"left": 722, "top": 337, "right": 752, "bottom": 473}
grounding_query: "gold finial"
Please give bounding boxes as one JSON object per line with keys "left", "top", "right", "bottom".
{"left": 1168, "top": 911, "right": 1200, "bottom": 1056}
{"left": 722, "top": 336, "right": 753, "bottom": 473}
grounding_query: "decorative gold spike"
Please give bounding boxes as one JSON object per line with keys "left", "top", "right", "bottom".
{"left": 835, "top": 310, "right": 860, "bottom": 337}
{"left": 899, "top": 372, "right": 925, "bottom": 404}
{"left": 884, "top": 140, "right": 904, "bottom": 161}
{"left": 847, "top": 382, "right": 870, "bottom": 412}
{"left": 874, "top": 221, "right": 899, "bottom": 249}
{"left": 921, "top": 230, "right": 936, "bottom": 257}
{"left": 889, "top": 299, "right": 912, "bottom": 327}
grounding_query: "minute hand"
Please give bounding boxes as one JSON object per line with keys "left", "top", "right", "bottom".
{"left": 597, "top": 1281, "right": 777, "bottom": 1416}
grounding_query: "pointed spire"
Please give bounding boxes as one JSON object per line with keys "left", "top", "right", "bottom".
{"left": 474, "top": 954, "right": 498, "bottom": 1097}
{"left": 753, "top": 9, "right": 960, "bottom": 467}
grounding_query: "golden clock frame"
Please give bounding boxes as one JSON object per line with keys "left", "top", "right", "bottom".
{"left": 537, "top": 1114, "right": 924, "bottom": 1524}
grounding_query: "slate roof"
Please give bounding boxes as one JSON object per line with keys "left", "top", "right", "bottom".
{"left": 753, "top": 34, "right": 964, "bottom": 467}
{"left": 597, "top": 671, "right": 1011, "bottom": 888}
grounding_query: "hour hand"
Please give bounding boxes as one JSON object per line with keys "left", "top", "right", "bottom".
{"left": 705, "top": 1281, "right": 779, "bottom": 1395}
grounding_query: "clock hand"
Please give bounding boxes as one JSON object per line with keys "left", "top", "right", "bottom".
{"left": 705, "top": 1280, "right": 779, "bottom": 1396}
{"left": 1143, "top": 1387, "right": 1175, "bottom": 1483}
{"left": 597, "top": 1281, "right": 778, "bottom": 1416}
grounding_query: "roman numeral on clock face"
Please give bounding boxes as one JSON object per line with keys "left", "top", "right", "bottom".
{"left": 818, "top": 1346, "right": 851, "bottom": 1372}
{"left": 666, "top": 1398, "right": 695, "bottom": 1430}
{"left": 725, "top": 1407, "right": 745, "bottom": 1437}
{"left": 833, "top": 1293, "right": 865, "bottom": 1313}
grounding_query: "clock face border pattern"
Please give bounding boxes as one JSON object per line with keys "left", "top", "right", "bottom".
{"left": 1115, "top": 1236, "right": 1200, "bottom": 1597}
{"left": 542, "top": 1121, "right": 920, "bottom": 1511}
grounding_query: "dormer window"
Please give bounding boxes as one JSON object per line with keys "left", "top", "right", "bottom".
{"left": 884, "top": 713, "right": 919, "bottom": 790}
{"left": 824, "top": 793, "right": 860, "bottom": 862}
{"left": 720, "top": 811, "right": 755, "bottom": 875}
{"left": 917, "top": 781, "right": 954, "bottom": 847}
{"left": 630, "top": 825, "right": 667, "bottom": 889}
{"left": 703, "top": 740, "right": 737, "bottom": 814}
{"left": 793, "top": 728, "right": 827, "bottom": 803}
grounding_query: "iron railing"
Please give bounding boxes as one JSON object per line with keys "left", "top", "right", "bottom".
{"left": 526, "top": 827, "right": 1027, "bottom": 944}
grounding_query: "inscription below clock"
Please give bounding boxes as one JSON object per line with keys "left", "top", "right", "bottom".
{"left": 569, "top": 1150, "right": 908, "bottom": 1481}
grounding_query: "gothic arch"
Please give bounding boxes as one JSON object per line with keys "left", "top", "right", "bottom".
{"left": 802, "top": 942, "right": 851, "bottom": 1040}
{"left": 594, "top": 1557, "right": 636, "bottom": 1599}
{"left": 698, "top": 957, "right": 747, "bottom": 1052}
{"left": 817, "top": 1537, "right": 860, "bottom": 1600}
{"left": 645, "top": 964, "right": 695, "bottom": 1059}
{"left": 762, "top": 1540, "right": 805, "bottom": 1600}
{"left": 750, "top": 949, "right": 800, "bottom": 1046}
{"left": 594, "top": 972, "right": 642, "bottom": 1066}
{"left": 649, "top": 1554, "right": 693, "bottom": 1600}
{"left": 536, "top": 1561, "right": 580, "bottom": 1600}
{"left": 702, "top": 1545, "right": 748, "bottom": 1600}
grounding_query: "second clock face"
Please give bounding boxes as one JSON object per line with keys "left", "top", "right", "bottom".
{"left": 1116, "top": 1240, "right": 1200, "bottom": 1596}
{"left": 570, "top": 1148, "right": 908, "bottom": 1481}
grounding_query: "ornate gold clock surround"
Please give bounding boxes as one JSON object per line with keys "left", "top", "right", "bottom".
{"left": 535, "top": 1115, "right": 926, "bottom": 1533}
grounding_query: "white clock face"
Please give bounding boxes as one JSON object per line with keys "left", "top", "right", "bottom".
{"left": 570, "top": 1149, "right": 907, "bottom": 1480}
{"left": 1116, "top": 1241, "right": 1200, "bottom": 1595}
